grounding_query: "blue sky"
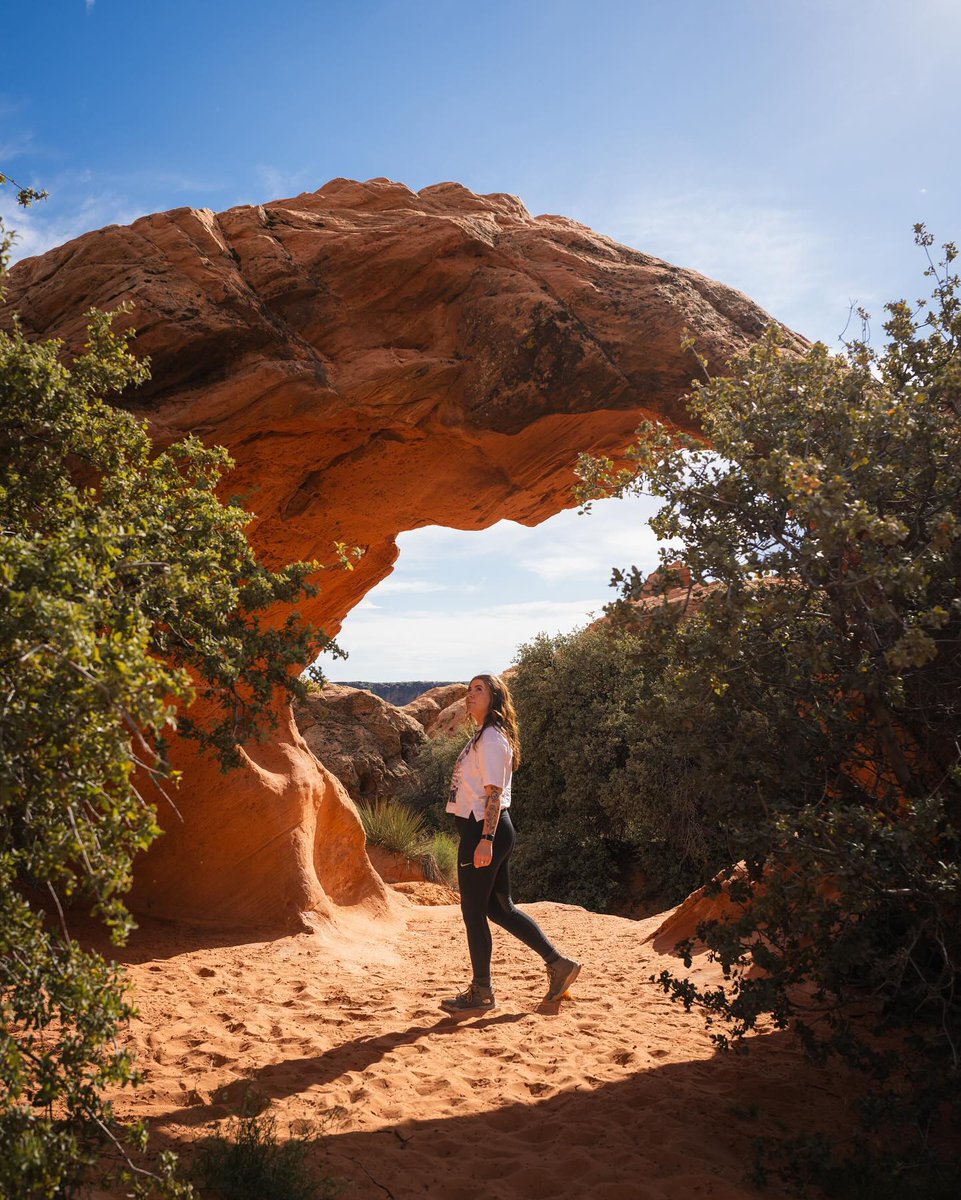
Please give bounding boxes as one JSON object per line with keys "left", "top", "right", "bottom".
{"left": 3, "top": 0, "right": 959, "bottom": 679}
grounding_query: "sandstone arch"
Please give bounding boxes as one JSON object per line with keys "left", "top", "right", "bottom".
{"left": 3, "top": 177, "right": 802, "bottom": 929}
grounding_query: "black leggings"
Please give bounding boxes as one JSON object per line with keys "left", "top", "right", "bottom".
{"left": 455, "top": 810, "right": 558, "bottom": 988}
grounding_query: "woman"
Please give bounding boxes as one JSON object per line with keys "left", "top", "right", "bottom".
{"left": 441, "top": 673, "right": 582, "bottom": 1014}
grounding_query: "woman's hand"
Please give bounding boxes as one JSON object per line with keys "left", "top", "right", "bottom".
{"left": 473, "top": 840, "right": 494, "bottom": 869}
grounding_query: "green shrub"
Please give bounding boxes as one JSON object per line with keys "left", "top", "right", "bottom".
{"left": 425, "top": 831, "right": 458, "bottom": 887}
{"left": 357, "top": 800, "right": 427, "bottom": 858}
{"left": 196, "top": 1112, "right": 335, "bottom": 1200}
{"left": 0, "top": 181, "right": 334, "bottom": 1197}
{"left": 578, "top": 227, "right": 961, "bottom": 1185}
{"left": 753, "top": 1132, "right": 961, "bottom": 1200}
{"left": 358, "top": 802, "right": 460, "bottom": 889}
{"left": 398, "top": 730, "right": 471, "bottom": 829}
{"left": 510, "top": 625, "right": 724, "bottom": 912}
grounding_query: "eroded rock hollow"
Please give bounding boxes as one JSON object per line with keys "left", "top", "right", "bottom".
{"left": 4, "top": 177, "right": 798, "bottom": 928}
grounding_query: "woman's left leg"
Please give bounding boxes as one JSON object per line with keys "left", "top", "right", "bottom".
{"left": 485, "top": 811, "right": 559, "bottom": 961}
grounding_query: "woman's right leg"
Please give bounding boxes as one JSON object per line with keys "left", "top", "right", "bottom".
{"left": 455, "top": 815, "right": 494, "bottom": 987}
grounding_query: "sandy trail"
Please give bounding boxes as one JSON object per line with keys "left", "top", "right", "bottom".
{"left": 102, "top": 897, "right": 847, "bottom": 1199}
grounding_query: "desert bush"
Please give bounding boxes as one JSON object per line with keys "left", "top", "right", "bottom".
{"left": 578, "top": 227, "right": 961, "bottom": 1185}
{"left": 196, "top": 1112, "right": 336, "bottom": 1200}
{"left": 357, "top": 799, "right": 427, "bottom": 858}
{"left": 398, "top": 729, "right": 471, "bottom": 828}
{"left": 425, "top": 831, "right": 458, "bottom": 887}
{"left": 509, "top": 625, "right": 724, "bottom": 911}
{"left": 0, "top": 182, "right": 337, "bottom": 1197}
{"left": 358, "top": 802, "right": 460, "bottom": 888}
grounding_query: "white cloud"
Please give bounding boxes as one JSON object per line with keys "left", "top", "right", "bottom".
{"left": 0, "top": 132, "right": 34, "bottom": 162}
{"left": 330, "top": 492, "right": 674, "bottom": 680}
{"left": 1, "top": 188, "right": 141, "bottom": 263}
{"left": 255, "top": 164, "right": 316, "bottom": 202}
{"left": 394, "top": 493, "right": 667, "bottom": 584}
{"left": 332, "top": 598, "right": 603, "bottom": 681}
{"left": 374, "top": 578, "right": 448, "bottom": 595}
{"left": 522, "top": 508, "right": 671, "bottom": 584}
{"left": 611, "top": 188, "right": 833, "bottom": 326}
{"left": 395, "top": 520, "right": 533, "bottom": 563}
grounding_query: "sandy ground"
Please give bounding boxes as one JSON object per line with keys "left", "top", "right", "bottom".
{"left": 97, "top": 894, "right": 851, "bottom": 1200}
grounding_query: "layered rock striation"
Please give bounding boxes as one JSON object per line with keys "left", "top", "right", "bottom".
{"left": 3, "top": 177, "right": 801, "bottom": 928}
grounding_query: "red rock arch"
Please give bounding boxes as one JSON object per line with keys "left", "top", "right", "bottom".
{"left": 3, "top": 178, "right": 801, "bottom": 929}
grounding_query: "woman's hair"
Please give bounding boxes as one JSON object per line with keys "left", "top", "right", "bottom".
{"left": 469, "top": 673, "right": 522, "bottom": 768}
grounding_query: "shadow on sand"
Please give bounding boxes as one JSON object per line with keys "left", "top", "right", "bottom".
{"left": 143, "top": 1017, "right": 850, "bottom": 1200}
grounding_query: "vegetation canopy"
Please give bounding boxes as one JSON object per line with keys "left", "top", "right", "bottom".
{"left": 577, "top": 227, "right": 961, "bottom": 1189}
{"left": 0, "top": 183, "right": 338, "bottom": 1197}
{"left": 510, "top": 624, "right": 726, "bottom": 913}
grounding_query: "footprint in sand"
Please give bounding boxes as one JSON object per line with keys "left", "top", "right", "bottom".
{"left": 525, "top": 1081, "right": 554, "bottom": 1096}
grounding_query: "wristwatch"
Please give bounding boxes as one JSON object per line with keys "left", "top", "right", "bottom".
{"left": 481, "top": 833, "right": 494, "bottom": 842}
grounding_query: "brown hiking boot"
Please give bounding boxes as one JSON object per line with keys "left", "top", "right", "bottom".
{"left": 440, "top": 983, "right": 496, "bottom": 1014}
{"left": 544, "top": 956, "right": 581, "bottom": 1002}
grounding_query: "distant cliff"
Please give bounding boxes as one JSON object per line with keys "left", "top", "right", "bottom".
{"left": 338, "top": 680, "right": 462, "bottom": 707}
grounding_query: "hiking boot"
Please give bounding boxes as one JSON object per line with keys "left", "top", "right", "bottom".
{"left": 544, "top": 955, "right": 581, "bottom": 1002}
{"left": 440, "top": 982, "right": 496, "bottom": 1014}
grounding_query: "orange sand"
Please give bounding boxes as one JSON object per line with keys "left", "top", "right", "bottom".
{"left": 100, "top": 897, "right": 849, "bottom": 1199}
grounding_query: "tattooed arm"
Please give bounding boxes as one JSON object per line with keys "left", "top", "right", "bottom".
{"left": 482, "top": 785, "right": 503, "bottom": 839}
{"left": 473, "top": 785, "right": 502, "bottom": 868}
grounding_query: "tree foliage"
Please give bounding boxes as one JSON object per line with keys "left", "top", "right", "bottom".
{"left": 578, "top": 228, "right": 961, "bottom": 1186}
{"left": 398, "top": 728, "right": 470, "bottom": 830}
{"left": 510, "top": 625, "right": 725, "bottom": 912}
{"left": 1, "top": 182, "right": 335, "bottom": 1196}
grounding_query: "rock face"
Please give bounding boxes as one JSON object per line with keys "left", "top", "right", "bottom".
{"left": 3, "top": 177, "right": 801, "bottom": 928}
{"left": 402, "top": 683, "right": 468, "bottom": 736}
{"left": 429, "top": 696, "right": 469, "bottom": 739}
{"left": 127, "top": 692, "right": 392, "bottom": 930}
{"left": 645, "top": 862, "right": 756, "bottom": 955}
{"left": 366, "top": 846, "right": 430, "bottom": 885}
{"left": 295, "top": 683, "right": 427, "bottom": 803}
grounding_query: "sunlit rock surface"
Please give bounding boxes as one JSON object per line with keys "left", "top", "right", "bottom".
{"left": 3, "top": 178, "right": 802, "bottom": 927}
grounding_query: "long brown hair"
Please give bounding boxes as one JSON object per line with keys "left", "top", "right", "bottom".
{"left": 469, "top": 673, "right": 522, "bottom": 768}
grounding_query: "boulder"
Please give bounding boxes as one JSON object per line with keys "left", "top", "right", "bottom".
{"left": 295, "top": 683, "right": 427, "bottom": 803}
{"left": 645, "top": 862, "right": 756, "bottom": 954}
{"left": 430, "top": 696, "right": 469, "bottom": 739}
{"left": 402, "top": 683, "right": 468, "bottom": 735}
{"left": 2, "top": 177, "right": 802, "bottom": 928}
